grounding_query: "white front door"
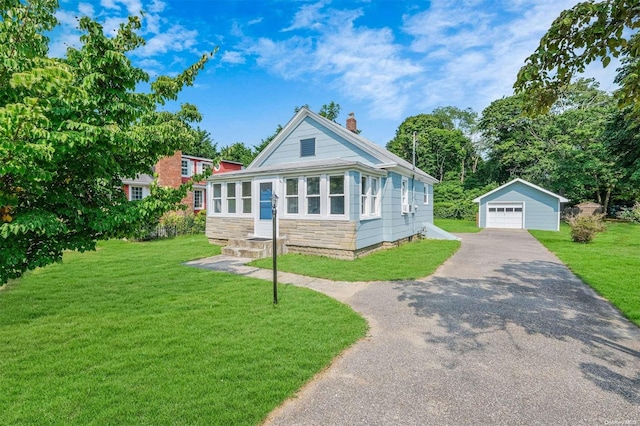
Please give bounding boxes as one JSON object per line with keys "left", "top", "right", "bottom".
{"left": 486, "top": 203, "right": 524, "bottom": 229}
{"left": 254, "top": 179, "right": 279, "bottom": 238}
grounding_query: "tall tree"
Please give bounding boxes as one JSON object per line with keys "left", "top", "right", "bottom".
{"left": 0, "top": 1, "right": 213, "bottom": 284}
{"left": 183, "top": 127, "right": 219, "bottom": 160}
{"left": 514, "top": 0, "right": 640, "bottom": 114}
{"left": 387, "top": 112, "right": 476, "bottom": 182}
{"left": 219, "top": 142, "right": 255, "bottom": 167}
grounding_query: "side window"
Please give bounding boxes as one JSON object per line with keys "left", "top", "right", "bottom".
{"left": 370, "top": 177, "right": 378, "bottom": 215}
{"left": 361, "top": 176, "right": 368, "bottom": 216}
{"left": 423, "top": 184, "right": 429, "bottom": 205}
{"left": 130, "top": 186, "right": 143, "bottom": 201}
{"left": 194, "top": 189, "right": 204, "bottom": 210}
{"left": 181, "top": 159, "right": 191, "bottom": 177}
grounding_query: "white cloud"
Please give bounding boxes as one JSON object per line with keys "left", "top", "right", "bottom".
{"left": 147, "top": 0, "right": 165, "bottom": 13}
{"left": 281, "top": 0, "right": 328, "bottom": 32}
{"left": 134, "top": 24, "right": 198, "bottom": 57}
{"left": 241, "top": 4, "right": 422, "bottom": 119}
{"left": 100, "top": 0, "right": 120, "bottom": 10}
{"left": 221, "top": 51, "right": 246, "bottom": 65}
{"left": 400, "top": 0, "right": 619, "bottom": 114}
{"left": 78, "top": 3, "right": 95, "bottom": 17}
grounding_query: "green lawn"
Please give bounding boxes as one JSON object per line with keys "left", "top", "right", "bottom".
{"left": 0, "top": 235, "right": 367, "bottom": 425}
{"left": 531, "top": 222, "right": 640, "bottom": 327}
{"left": 250, "top": 238, "right": 460, "bottom": 281}
{"left": 434, "top": 218, "right": 481, "bottom": 233}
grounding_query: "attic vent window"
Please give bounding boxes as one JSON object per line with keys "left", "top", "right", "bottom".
{"left": 300, "top": 138, "right": 315, "bottom": 157}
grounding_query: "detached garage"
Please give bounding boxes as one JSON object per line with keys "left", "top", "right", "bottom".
{"left": 473, "top": 178, "right": 569, "bottom": 231}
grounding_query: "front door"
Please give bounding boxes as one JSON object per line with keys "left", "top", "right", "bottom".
{"left": 254, "top": 179, "right": 278, "bottom": 238}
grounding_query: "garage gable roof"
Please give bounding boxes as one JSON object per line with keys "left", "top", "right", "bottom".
{"left": 473, "top": 178, "right": 569, "bottom": 203}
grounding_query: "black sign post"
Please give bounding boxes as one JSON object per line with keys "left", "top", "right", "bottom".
{"left": 271, "top": 193, "right": 278, "bottom": 305}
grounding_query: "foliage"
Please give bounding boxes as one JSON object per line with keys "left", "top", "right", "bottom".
{"left": 0, "top": 235, "right": 367, "bottom": 424}
{"left": 616, "top": 201, "right": 640, "bottom": 222}
{"left": 318, "top": 101, "right": 341, "bottom": 122}
{"left": 0, "top": 1, "right": 213, "bottom": 285}
{"left": 566, "top": 213, "right": 606, "bottom": 243}
{"left": 219, "top": 142, "right": 256, "bottom": 166}
{"left": 514, "top": 0, "right": 640, "bottom": 114}
{"left": 183, "top": 127, "right": 219, "bottom": 160}
{"left": 433, "top": 179, "right": 496, "bottom": 220}
{"left": 250, "top": 238, "right": 460, "bottom": 281}
{"left": 386, "top": 110, "right": 477, "bottom": 182}
{"left": 479, "top": 79, "right": 632, "bottom": 212}
{"left": 133, "top": 211, "right": 207, "bottom": 241}
{"left": 531, "top": 222, "right": 640, "bottom": 326}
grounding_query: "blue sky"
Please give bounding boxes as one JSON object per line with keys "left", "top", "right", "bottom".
{"left": 51, "top": 0, "right": 619, "bottom": 149}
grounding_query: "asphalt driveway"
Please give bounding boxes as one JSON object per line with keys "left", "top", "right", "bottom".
{"left": 262, "top": 229, "right": 640, "bottom": 425}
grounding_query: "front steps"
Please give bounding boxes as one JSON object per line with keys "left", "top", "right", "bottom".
{"left": 221, "top": 237, "right": 287, "bottom": 259}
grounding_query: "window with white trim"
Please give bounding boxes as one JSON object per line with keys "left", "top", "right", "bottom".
{"left": 329, "top": 175, "right": 345, "bottom": 215}
{"left": 361, "top": 176, "right": 368, "bottom": 215}
{"left": 401, "top": 177, "right": 409, "bottom": 213}
{"left": 360, "top": 176, "right": 380, "bottom": 218}
{"left": 194, "top": 189, "right": 204, "bottom": 209}
{"left": 227, "top": 182, "right": 237, "bottom": 213}
{"left": 286, "top": 178, "right": 299, "bottom": 214}
{"left": 212, "top": 184, "right": 222, "bottom": 213}
{"left": 423, "top": 184, "right": 429, "bottom": 204}
{"left": 181, "top": 159, "right": 191, "bottom": 177}
{"left": 130, "top": 186, "right": 143, "bottom": 201}
{"left": 306, "top": 176, "right": 320, "bottom": 215}
{"left": 370, "top": 177, "right": 379, "bottom": 215}
{"left": 241, "top": 181, "right": 251, "bottom": 213}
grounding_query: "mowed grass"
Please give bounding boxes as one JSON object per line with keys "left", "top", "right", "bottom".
{"left": 531, "top": 222, "right": 640, "bottom": 327}
{"left": 434, "top": 218, "right": 481, "bottom": 233}
{"left": 250, "top": 238, "right": 460, "bottom": 281}
{"left": 0, "top": 235, "right": 367, "bottom": 425}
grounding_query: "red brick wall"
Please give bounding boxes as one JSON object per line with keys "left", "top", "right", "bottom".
{"left": 155, "top": 151, "right": 183, "bottom": 188}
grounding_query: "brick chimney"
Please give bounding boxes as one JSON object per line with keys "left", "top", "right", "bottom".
{"left": 346, "top": 112, "right": 357, "bottom": 133}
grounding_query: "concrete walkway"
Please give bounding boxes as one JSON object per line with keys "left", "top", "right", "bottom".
{"left": 186, "top": 230, "right": 640, "bottom": 425}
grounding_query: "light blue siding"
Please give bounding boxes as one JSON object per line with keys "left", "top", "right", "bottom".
{"left": 257, "top": 117, "right": 380, "bottom": 167}
{"left": 478, "top": 181, "right": 560, "bottom": 231}
{"left": 356, "top": 172, "right": 433, "bottom": 249}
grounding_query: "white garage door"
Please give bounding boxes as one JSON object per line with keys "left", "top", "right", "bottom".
{"left": 486, "top": 203, "right": 523, "bottom": 229}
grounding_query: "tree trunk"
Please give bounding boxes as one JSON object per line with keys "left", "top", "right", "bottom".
{"left": 603, "top": 188, "right": 612, "bottom": 216}
{"left": 460, "top": 158, "right": 465, "bottom": 183}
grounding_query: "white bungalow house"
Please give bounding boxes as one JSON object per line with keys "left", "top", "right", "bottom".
{"left": 205, "top": 107, "right": 452, "bottom": 259}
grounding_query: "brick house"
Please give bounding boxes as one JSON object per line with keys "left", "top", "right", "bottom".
{"left": 122, "top": 151, "right": 242, "bottom": 214}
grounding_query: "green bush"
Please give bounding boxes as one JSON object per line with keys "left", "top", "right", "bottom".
{"left": 134, "top": 211, "right": 206, "bottom": 241}
{"left": 616, "top": 202, "right": 640, "bottom": 223}
{"left": 566, "top": 213, "right": 606, "bottom": 243}
{"left": 433, "top": 201, "right": 477, "bottom": 220}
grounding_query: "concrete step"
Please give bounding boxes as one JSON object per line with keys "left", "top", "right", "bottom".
{"left": 222, "top": 238, "right": 286, "bottom": 259}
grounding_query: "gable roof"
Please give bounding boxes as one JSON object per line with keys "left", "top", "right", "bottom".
{"left": 473, "top": 178, "right": 570, "bottom": 203}
{"left": 249, "top": 107, "right": 438, "bottom": 184}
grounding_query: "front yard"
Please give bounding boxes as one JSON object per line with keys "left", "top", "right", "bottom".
{"left": 250, "top": 238, "right": 460, "bottom": 281}
{"left": 0, "top": 235, "right": 367, "bottom": 425}
{"left": 531, "top": 222, "right": 640, "bottom": 327}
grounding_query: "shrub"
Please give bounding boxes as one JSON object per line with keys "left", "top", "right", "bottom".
{"left": 616, "top": 202, "right": 640, "bottom": 223}
{"left": 133, "top": 211, "right": 206, "bottom": 241}
{"left": 433, "top": 201, "right": 477, "bottom": 220}
{"left": 566, "top": 213, "right": 606, "bottom": 243}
